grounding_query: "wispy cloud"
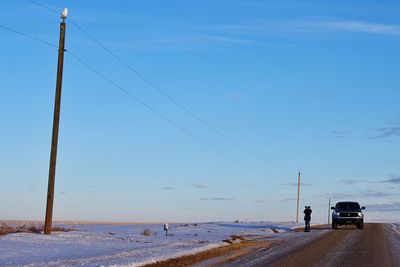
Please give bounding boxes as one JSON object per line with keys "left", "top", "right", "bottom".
{"left": 200, "top": 197, "right": 233, "bottom": 201}
{"left": 282, "top": 182, "right": 312, "bottom": 187}
{"left": 330, "top": 192, "right": 356, "bottom": 200}
{"left": 330, "top": 189, "right": 397, "bottom": 200}
{"left": 72, "top": 15, "right": 400, "bottom": 52}
{"left": 63, "top": 4, "right": 400, "bottom": 39}
{"left": 278, "top": 197, "right": 297, "bottom": 203}
{"left": 212, "top": 197, "right": 233, "bottom": 201}
{"left": 253, "top": 197, "right": 301, "bottom": 204}
{"left": 307, "top": 19, "right": 400, "bottom": 36}
{"left": 192, "top": 183, "right": 209, "bottom": 189}
{"left": 226, "top": 91, "right": 250, "bottom": 103}
{"left": 219, "top": 18, "right": 400, "bottom": 38}
{"left": 338, "top": 179, "right": 370, "bottom": 185}
{"left": 369, "top": 114, "right": 400, "bottom": 139}
{"left": 103, "top": 33, "right": 250, "bottom": 51}
{"left": 365, "top": 202, "right": 400, "bottom": 212}
{"left": 150, "top": 33, "right": 251, "bottom": 50}
{"left": 195, "top": 34, "right": 251, "bottom": 45}
{"left": 359, "top": 190, "right": 395, "bottom": 198}
{"left": 162, "top": 187, "right": 175, "bottom": 190}
{"left": 379, "top": 177, "right": 400, "bottom": 184}
{"left": 371, "top": 127, "right": 400, "bottom": 139}
{"left": 253, "top": 199, "right": 269, "bottom": 204}
{"left": 331, "top": 130, "right": 347, "bottom": 138}
{"left": 339, "top": 176, "right": 400, "bottom": 185}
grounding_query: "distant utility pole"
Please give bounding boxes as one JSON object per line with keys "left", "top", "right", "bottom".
{"left": 44, "top": 8, "right": 68, "bottom": 235}
{"left": 328, "top": 198, "right": 331, "bottom": 224}
{"left": 296, "top": 171, "right": 301, "bottom": 223}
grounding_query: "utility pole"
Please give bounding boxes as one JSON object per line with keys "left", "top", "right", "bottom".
{"left": 44, "top": 8, "right": 68, "bottom": 235}
{"left": 328, "top": 198, "right": 331, "bottom": 224}
{"left": 296, "top": 171, "right": 301, "bottom": 223}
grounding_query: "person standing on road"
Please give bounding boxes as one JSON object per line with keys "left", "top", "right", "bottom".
{"left": 304, "top": 206, "right": 312, "bottom": 232}
{"left": 164, "top": 222, "right": 169, "bottom": 237}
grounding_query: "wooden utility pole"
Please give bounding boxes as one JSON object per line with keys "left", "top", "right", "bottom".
{"left": 328, "top": 198, "right": 331, "bottom": 224}
{"left": 296, "top": 171, "right": 301, "bottom": 223}
{"left": 44, "top": 9, "right": 68, "bottom": 235}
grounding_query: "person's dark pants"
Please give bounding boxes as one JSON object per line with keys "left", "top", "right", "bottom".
{"left": 305, "top": 220, "right": 310, "bottom": 232}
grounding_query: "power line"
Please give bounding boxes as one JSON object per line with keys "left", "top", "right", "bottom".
{"left": 28, "top": 0, "right": 60, "bottom": 15}
{"left": 69, "top": 19, "right": 297, "bottom": 173}
{"left": 66, "top": 51, "right": 272, "bottom": 176}
{"left": 0, "top": 21, "right": 274, "bottom": 176}
{"left": 27, "top": 0, "right": 297, "bottom": 174}
{"left": 0, "top": 23, "right": 58, "bottom": 48}
{"left": 10, "top": 3, "right": 294, "bottom": 178}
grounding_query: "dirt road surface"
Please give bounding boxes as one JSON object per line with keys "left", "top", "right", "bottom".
{"left": 215, "top": 223, "right": 400, "bottom": 267}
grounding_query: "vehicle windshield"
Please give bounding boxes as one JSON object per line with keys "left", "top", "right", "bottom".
{"left": 336, "top": 202, "right": 361, "bottom": 211}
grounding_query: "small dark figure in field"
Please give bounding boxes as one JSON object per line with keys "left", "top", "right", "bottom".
{"left": 304, "top": 206, "right": 312, "bottom": 232}
{"left": 164, "top": 222, "right": 168, "bottom": 237}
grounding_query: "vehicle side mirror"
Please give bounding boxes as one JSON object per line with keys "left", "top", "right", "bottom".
{"left": 331, "top": 207, "right": 335, "bottom": 210}
{"left": 361, "top": 206, "right": 365, "bottom": 210}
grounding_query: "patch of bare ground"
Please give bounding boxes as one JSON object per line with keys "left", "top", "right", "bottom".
{"left": 144, "top": 237, "right": 274, "bottom": 267}
{"left": 0, "top": 223, "right": 74, "bottom": 236}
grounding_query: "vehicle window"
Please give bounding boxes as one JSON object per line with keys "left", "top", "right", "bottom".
{"left": 336, "top": 202, "right": 360, "bottom": 211}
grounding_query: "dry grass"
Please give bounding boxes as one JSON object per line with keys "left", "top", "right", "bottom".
{"left": 145, "top": 239, "right": 273, "bottom": 267}
{"left": 223, "top": 235, "right": 246, "bottom": 245}
{"left": 141, "top": 229, "right": 153, "bottom": 236}
{"left": 0, "top": 223, "right": 74, "bottom": 236}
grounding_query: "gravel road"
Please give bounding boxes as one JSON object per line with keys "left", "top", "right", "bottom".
{"left": 220, "top": 223, "right": 400, "bottom": 267}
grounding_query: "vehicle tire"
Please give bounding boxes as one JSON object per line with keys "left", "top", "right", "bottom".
{"left": 332, "top": 221, "right": 338, "bottom": 229}
{"left": 357, "top": 220, "right": 364, "bottom": 230}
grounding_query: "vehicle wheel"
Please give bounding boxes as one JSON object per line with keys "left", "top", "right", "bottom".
{"left": 332, "top": 222, "right": 338, "bottom": 229}
{"left": 357, "top": 221, "right": 364, "bottom": 230}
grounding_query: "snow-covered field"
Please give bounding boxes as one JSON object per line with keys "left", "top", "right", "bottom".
{"left": 0, "top": 221, "right": 302, "bottom": 267}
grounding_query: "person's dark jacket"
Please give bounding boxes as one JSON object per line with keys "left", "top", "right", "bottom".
{"left": 304, "top": 208, "right": 312, "bottom": 221}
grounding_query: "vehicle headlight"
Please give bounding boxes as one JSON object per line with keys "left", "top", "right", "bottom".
{"left": 358, "top": 212, "right": 363, "bottom": 217}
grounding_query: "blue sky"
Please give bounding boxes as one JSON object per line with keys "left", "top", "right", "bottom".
{"left": 0, "top": 0, "right": 399, "bottom": 223}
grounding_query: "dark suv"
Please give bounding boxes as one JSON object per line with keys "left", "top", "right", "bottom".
{"left": 331, "top": 201, "right": 365, "bottom": 229}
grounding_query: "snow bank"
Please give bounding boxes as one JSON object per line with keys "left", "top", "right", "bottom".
{"left": 390, "top": 223, "right": 400, "bottom": 236}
